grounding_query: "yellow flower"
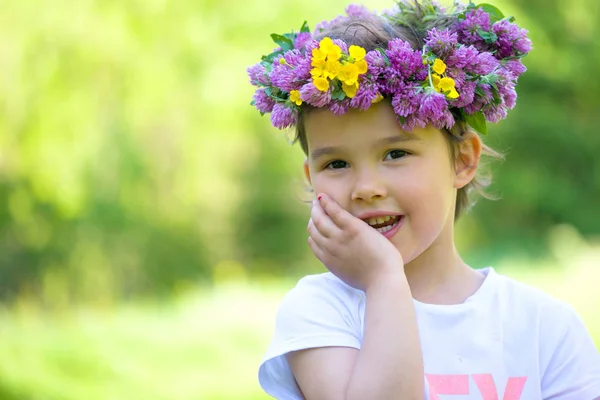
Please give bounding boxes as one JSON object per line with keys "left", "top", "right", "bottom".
{"left": 432, "top": 58, "right": 446, "bottom": 75}
{"left": 432, "top": 74, "right": 441, "bottom": 91}
{"left": 279, "top": 57, "right": 287, "bottom": 65}
{"left": 439, "top": 77, "right": 456, "bottom": 92}
{"left": 372, "top": 93, "right": 384, "bottom": 104}
{"left": 311, "top": 59, "right": 326, "bottom": 78}
{"left": 447, "top": 88, "right": 460, "bottom": 99}
{"left": 319, "top": 37, "right": 341, "bottom": 61}
{"left": 312, "top": 47, "right": 326, "bottom": 62}
{"left": 354, "top": 59, "right": 368, "bottom": 75}
{"left": 289, "top": 90, "right": 303, "bottom": 106}
{"left": 349, "top": 45, "right": 366, "bottom": 61}
{"left": 342, "top": 82, "right": 359, "bottom": 98}
{"left": 313, "top": 77, "right": 330, "bottom": 92}
{"left": 338, "top": 63, "right": 359, "bottom": 85}
{"left": 324, "top": 59, "right": 341, "bottom": 80}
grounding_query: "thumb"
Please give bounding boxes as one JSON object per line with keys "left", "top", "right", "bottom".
{"left": 317, "top": 193, "right": 352, "bottom": 229}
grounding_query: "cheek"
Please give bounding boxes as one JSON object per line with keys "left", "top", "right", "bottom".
{"left": 311, "top": 174, "right": 350, "bottom": 202}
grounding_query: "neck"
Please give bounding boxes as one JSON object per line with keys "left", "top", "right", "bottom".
{"left": 403, "top": 220, "right": 485, "bottom": 305}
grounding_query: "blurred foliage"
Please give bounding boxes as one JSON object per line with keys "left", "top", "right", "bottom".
{"left": 0, "top": 0, "right": 598, "bottom": 304}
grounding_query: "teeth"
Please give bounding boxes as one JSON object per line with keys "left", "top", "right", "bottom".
{"left": 366, "top": 215, "right": 395, "bottom": 226}
{"left": 376, "top": 222, "right": 397, "bottom": 233}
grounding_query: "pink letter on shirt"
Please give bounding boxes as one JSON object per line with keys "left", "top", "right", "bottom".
{"left": 425, "top": 374, "right": 469, "bottom": 400}
{"left": 472, "top": 374, "right": 527, "bottom": 400}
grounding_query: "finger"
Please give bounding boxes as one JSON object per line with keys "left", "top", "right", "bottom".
{"left": 307, "top": 218, "right": 328, "bottom": 248}
{"left": 316, "top": 193, "right": 353, "bottom": 229}
{"left": 311, "top": 200, "right": 338, "bottom": 238}
{"left": 307, "top": 236, "right": 326, "bottom": 264}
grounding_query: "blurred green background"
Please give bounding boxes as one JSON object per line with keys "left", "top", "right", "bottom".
{"left": 0, "top": 0, "right": 598, "bottom": 399}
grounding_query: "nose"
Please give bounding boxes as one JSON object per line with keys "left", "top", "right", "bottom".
{"left": 351, "top": 166, "right": 387, "bottom": 203}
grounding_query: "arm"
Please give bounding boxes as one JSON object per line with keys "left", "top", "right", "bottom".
{"left": 287, "top": 274, "right": 423, "bottom": 400}
{"left": 287, "top": 194, "right": 424, "bottom": 400}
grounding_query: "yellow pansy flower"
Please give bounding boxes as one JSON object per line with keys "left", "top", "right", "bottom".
{"left": 439, "top": 77, "right": 456, "bottom": 92}
{"left": 342, "top": 82, "right": 359, "bottom": 98}
{"left": 349, "top": 45, "right": 366, "bottom": 61}
{"left": 312, "top": 48, "right": 326, "bottom": 62}
{"left": 319, "top": 37, "right": 342, "bottom": 61}
{"left": 354, "top": 59, "right": 368, "bottom": 74}
{"left": 448, "top": 88, "right": 460, "bottom": 99}
{"left": 289, "top": 90, "right": 303, "bottom": 106}
{"left": 311, "top": 59, "right": 326, "bottom": 78}
{"left": 432, "top": 74, "right": 441, "bottom": 91}
{"left": 338, "top": 63, "right": 359, "bottom": 85}
{"left": 372, "top": 93, "right": 384, "bottom": 104}
{"left": 324, "top": 59, "right": 341, "bottom": 80}
{"left": 432, "top": 58, "right": 446, "bottom": 75}
{"left": 314, "top": 77, "right": 330, "bottom": 92}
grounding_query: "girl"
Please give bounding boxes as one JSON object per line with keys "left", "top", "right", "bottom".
{"left": 247, "top": 1, "right": 600, "bottom": 399}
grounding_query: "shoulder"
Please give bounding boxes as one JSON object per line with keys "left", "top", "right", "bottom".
{"left": 258, "top": 273, "right": 365, "bottom": 400}
{"left": 281, "top": 272, "right": 365, "bottom": 312}
{"left": 490, "top": 269, "right": 579, "bottom": 318}
{"left": 273, "top": 272, "right": 365, "bottom": 341}
{"left": 491, "top": 270, "right": 600, "bottom": 397}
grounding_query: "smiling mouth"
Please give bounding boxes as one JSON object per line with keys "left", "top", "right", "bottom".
{"left": 363, "top": 215, "right": 402, "bottom": 233}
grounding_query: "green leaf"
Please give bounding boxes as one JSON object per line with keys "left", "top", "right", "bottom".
{"left": 376, "top": 48, "right": 391, "bottom": 66}
{"left": 300, "top": 21, "right": 310, "bottom": 33}
{"left": 465, "top": 111, "right": 488, "bottom": 135}
{"left": 476, "top": 3, "right": 505, "bottom": 23}
{"left": 331, "top": 83, "right": 346, "bottom": 101}
{"left": 270, "top": 34, "right": 294, "bottom": 51}
{"left": 261, "top": 49, "right": 285, "bottom": 63}
{"left": 477, "top": 28, "right": 498, "bottom": 44}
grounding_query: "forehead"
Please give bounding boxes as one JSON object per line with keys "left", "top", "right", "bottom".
{"left": 303, "top": 101, "right": 439, "bottom": 152}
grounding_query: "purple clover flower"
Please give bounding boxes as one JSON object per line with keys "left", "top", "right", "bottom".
{"left": 329, "top": 99, "right": 350, "bottom": 115}
{"left": 468, "top": 52, "right": 500, "bottom": 75}
{"left": 503, "top": 59, "right": 527, "bottom": 79}
{"left": 350, "top": 81, "right": 380, "bottom": 110}
{"left": 386, "top": 39, "right": 426, "bottom": 80}
{"left": 269, "top": 63, "right": 297, "bottom": 92}
{"left": 315, "top": 15, "right": 345, "bottom": 33}
{"left": 391, "top": 87, "right": 420, "bottom": 117}
{"left": 445, "top": 45, "right": 479, "bottom": 69}
{"left": 424, "top": 28, "right": 458, "bottom": 58}
{"left": 294, "top": 32, "right": 312, "bottom": 50}
{"left": 419, "top": 89, "right": 448, "bottom": 124}
{"left": 451, "top": 80, "right": 477, "bottom": 108}
{"left": 400, "top": 114, "right": 427, "bottom": 132}
{"left": 365, "top": 50, "right": 387, "bottom": 77}
{"left": 456, "top": 8, "right": 492, "bottom": 50}
{"left": 345, "top": 4, "right": 373, "bottom": 18}
{"left": 270, "top": 103, "right": 298, "bottom": 129}
{"left": 300, "top": 82, "right": 332, "bottom": 107}
{"left": 482, "top": 103, "right": 508, "bottom": 123}
{"left": 492, "top": 19, "right": 533, "bottom": 59}
{"left": 252, "top": 88, "right": 275, "bottom": 114}
{"left": 247, "top": 63, "right": 270, "bottom": 86}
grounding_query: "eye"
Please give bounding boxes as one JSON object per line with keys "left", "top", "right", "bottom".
{"left": 324, "top": 160, "right": 349, "bottom": 170}
{"left": 384, "top": 150, "right": 408, "bottom": 160}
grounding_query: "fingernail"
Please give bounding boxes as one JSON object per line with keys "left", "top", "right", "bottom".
{"left": 317, "top": 194, "right": 323, "bottom": 201}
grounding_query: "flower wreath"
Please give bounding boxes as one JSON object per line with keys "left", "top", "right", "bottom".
{"left": 247, "top": 1, "right": 532, "bottom": 135}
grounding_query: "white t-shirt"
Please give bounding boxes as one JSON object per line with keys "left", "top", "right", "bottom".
{"left": 258, "top": 267, "right": 600, "bottom": 399}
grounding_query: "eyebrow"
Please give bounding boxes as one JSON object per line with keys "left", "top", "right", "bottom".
{"left": 310, "top": 134, "right": 421, "bottom": 160}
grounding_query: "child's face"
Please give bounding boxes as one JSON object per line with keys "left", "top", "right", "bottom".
{"left": 303, "top": 101, "right": 470, "bottom": 264}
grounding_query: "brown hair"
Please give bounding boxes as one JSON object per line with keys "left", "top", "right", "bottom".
{"left": 294, "top": 9, "right": 504, "bottom": 220}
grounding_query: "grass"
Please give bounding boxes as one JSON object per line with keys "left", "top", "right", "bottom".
{"left": 0, "top": 241, "right": 599, "bottom": 399}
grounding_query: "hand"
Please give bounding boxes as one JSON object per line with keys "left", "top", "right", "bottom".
{"left": 307, "top": 193, "right": 405, "bottom": 291}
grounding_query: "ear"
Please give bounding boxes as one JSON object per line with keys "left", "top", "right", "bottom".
{"left": 303, "top": 159, "right": 312, "bottom": 186}
{"left": 454, "top": 131, "right": 482, "bottom": 189}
